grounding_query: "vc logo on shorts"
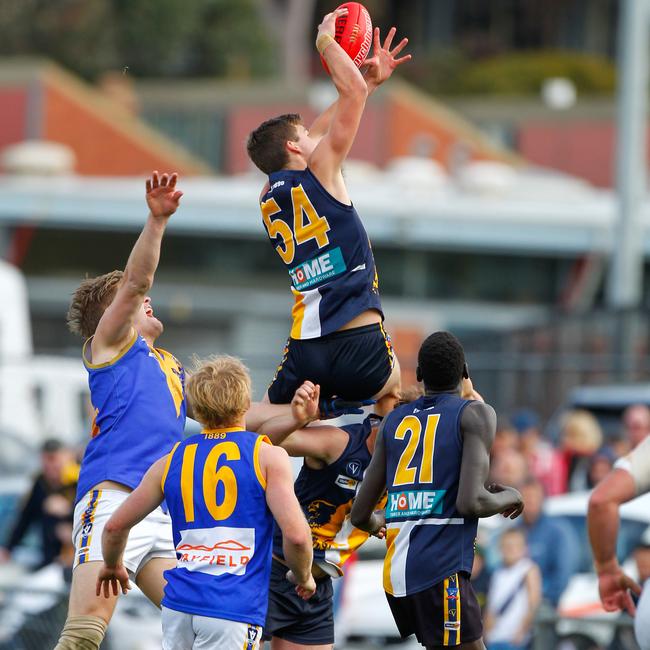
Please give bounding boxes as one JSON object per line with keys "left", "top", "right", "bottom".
{"left": 245, "top": 625, "right": 258, "bottom": 649}
{"left": 446, "top": 587, "right": 459, "bottom": 600}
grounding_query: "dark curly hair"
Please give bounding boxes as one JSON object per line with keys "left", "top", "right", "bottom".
{"left": 417, "top": 331, "right": 466, "bottom": 391}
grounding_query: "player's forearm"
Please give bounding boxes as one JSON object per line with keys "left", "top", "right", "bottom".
{"left": 456, "top": 486, "right": 518, "bottom": 518}
{"left": 123, "top": 215, "right": 168, "bottom": 295}
{"left": 282, "top": 523, "right": 313, "bottom": 582}
{"left": 587, "top": 498, "right": 620, "bottom": 571}
{"left": 588, "top": 469, "right": 636, "bottom": 571}
{"left": 309, "top": 78, "right": 377, "bottom": 140}
{"left": 352, "top": 510, "right": 382, "bottom": 534}
{"left": 245, "top": 403, "right": 291, "bottom": 432}
{"left": 321, "top": 41, "right": 368, "bottom": 100}
{"left": 101, "top": 524, "right": 129, "bottom": 569}
{"left": 257, "top": 414, "right": 305, "bottom": 445}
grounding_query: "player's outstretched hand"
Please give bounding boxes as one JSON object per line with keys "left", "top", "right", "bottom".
{"left": 597, "top": 568, "right": 642, "bottom": 615}
{"left": 146, "top": 171, "right": 183, "bottom": 220}
{"left": 361, "top": 27, "right": 411, "bottom": 89}
{"left": 487, "top": 483, "right": 524, "bottom": 519}
{"left": 286, "top": 570, "right": 317, "bottom": 601}
{"left": 461, "top": 377, "right": 484, "bottom": 403}
{"left": 96, "top": 563, "right": 131, "bottom": 598}
{"left": 317, "top": 6, "right": 348, "bottom": 41}
{"left": 291, "top": 381, "right": 320, "bottom": 425}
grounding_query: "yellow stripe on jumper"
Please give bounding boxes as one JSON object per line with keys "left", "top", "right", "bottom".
{"left": 290, "top": 288, "right": 305, "bottom": 339}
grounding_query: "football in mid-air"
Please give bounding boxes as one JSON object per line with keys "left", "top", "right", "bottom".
{"left": 321, "top": 2, "right": 373, "bottom": 74}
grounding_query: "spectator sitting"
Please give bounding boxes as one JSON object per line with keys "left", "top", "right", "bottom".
{"left": 0, "top": 438, "right": 79, "bottom": 568}
{"left": 490, "top": 447, "right": 528, "bottom": 488}
{"left": 512, "top": 408, "right": 565, "bottom": 496}
{"left": 587, "top": 447, "right": 616, "bottom": 489}
{"left": 519, "top": 477, "right": 580, "bottom": 607}
{"left": 560, "top": 409, "right": 603, "bottom": 492}
{"left": 491, "top": 420, "right": 520, "bottom": 459}
{"left": 484, "top": 528, "right": 542, "bottom": 650}
{"left": 607, "top": 431, "right": 632, "bottom": 461}
{"left": 622, "top": 404, "right": 650, "bottom": 449}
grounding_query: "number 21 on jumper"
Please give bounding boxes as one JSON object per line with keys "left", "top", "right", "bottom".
{"left": 393, "top": 414, "right": 441, "bottom": 487}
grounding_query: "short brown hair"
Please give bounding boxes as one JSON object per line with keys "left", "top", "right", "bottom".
{"left": 67, "top": 270, "right": 123, "bottom": 339}
{"left": 187, "top": 355, "right": 252, "bottom": 429}
{"left": 247, "top": 113, "right": 302, "bottom": 174}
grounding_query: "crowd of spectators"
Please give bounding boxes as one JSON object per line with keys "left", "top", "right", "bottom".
{"left": 0, "top": 438, "right": 79, "bottom": 577}
{"left": 2, "top": 403, "right": 650, "bottom": 648}
{"left": 475, "top": 402, "right": 650, "bottom": 648}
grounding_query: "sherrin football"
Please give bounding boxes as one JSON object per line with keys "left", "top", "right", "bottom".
{"left": 320, "top": 2, "right": 373, "bottom": 74}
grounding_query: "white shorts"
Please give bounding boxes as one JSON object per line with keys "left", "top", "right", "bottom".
{"left": 636, "top": 580, "right": 650, "bottom": 650}
{"left": 73, "top": 488, "right": 175, "bottom": 575}
{"left": 161, "top": 606, "right": 263, "bottom": 650}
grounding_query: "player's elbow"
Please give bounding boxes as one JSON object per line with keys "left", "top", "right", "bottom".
{"left": 588, "top": 485, "right": 613, "bottom": 513}
{"left": 456, "top": 492, "right": 485, "bottom": 518}
{"left": 350, "top": 507, "right": 367, "bottom": 530}
{"left": 283, "top": 523, "right": 311, "bottom": 548}
{"left": 339, "top": 74, "right": 368, "bottom": 101}
{"left": 104, "top": 516, "right": 125, "bottom": 537}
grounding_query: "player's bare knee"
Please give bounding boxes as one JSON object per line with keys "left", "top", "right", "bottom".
{"left": 53, "top": 615, "right": 107, "bottom": 650}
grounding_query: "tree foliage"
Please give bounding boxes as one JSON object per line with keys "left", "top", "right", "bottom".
{"left": 0, "top": 0, "right": 276, "bottom": 79}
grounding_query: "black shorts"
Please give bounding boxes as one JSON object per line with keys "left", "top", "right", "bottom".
{"left": 267, "top": 323, "right": 394, "bottom": 404}
{"left": 386, "top": 572, "right": 483, "bottom": 648}
{"left": 263, "top": 559, "right": 334, "bottom": 645}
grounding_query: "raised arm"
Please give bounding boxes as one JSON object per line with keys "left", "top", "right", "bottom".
{"left": 455, "top": 402, "right": 523, "bottom": 518}
{"left": 308, "top": 27, "right": 411, "bottom": 141}
{"left": 308, "top": 10, "right": 367, "bottom": 199}
{"left": 255, "top": 382, "right": 320, "bottom": 441}
{"left": 92, "top": 172, "right": 182, "bottom": 363}
{"left": 96, "top": 456, "right": 167, "bottom": 597}
{"left": 350, "top": 420, "right": 387, "bottom": 536}
{"left": 261, "top": 444, "right": 315, "bottom": 600}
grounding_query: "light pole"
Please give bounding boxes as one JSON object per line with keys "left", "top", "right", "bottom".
{"left": 607, "top": 0, "right": 649, "bottom": 378}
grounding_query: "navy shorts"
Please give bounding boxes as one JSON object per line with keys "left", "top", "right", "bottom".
{"left": 386, "top": 572, "right": 483, "bottom": 648}
{"left": 263, "top": 559, "right": 334, "bottom": 645}
{"left": 267, "top": 323, "right": 394, "bottom": 404}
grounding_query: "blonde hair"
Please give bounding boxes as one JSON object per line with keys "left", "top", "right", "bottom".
{"left": 561, "top": 409, "right": 603, "bottom": 455}
{"left": 67, "top": 270, "right": 124, "bottom": 339}
{"left": 187, "top": 355, "right": 252, "bottom": 429}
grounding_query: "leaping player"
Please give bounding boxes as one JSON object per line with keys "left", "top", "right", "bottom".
{"left": 55, "top": 172, "right": 303, "bottom": 650}
{"left": 55, "top": 172, "right": 187, "bottom": 650}
{"left": 246, "top": 8, "right": 411, "bottom": 405}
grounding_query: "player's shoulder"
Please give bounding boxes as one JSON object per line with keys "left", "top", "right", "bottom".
{"left": 259, "top": 439, "right": 290, "bottom": 464}
{"left": 460, "top": 400, "right": 496, "bottom": 434}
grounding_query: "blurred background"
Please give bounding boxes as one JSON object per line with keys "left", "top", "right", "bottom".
{"left": 0, "top": 1, "right": 650, "bottom": 649}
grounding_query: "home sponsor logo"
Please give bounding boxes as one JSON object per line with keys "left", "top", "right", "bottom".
{"left": 289, "top": 247, "right": 346, "bottom": 290}
{"left": 386, "top": 489, "right": 446, "bottom": 519}
{"left": 176, "top": 526, "right": 254, "bottom": 576}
